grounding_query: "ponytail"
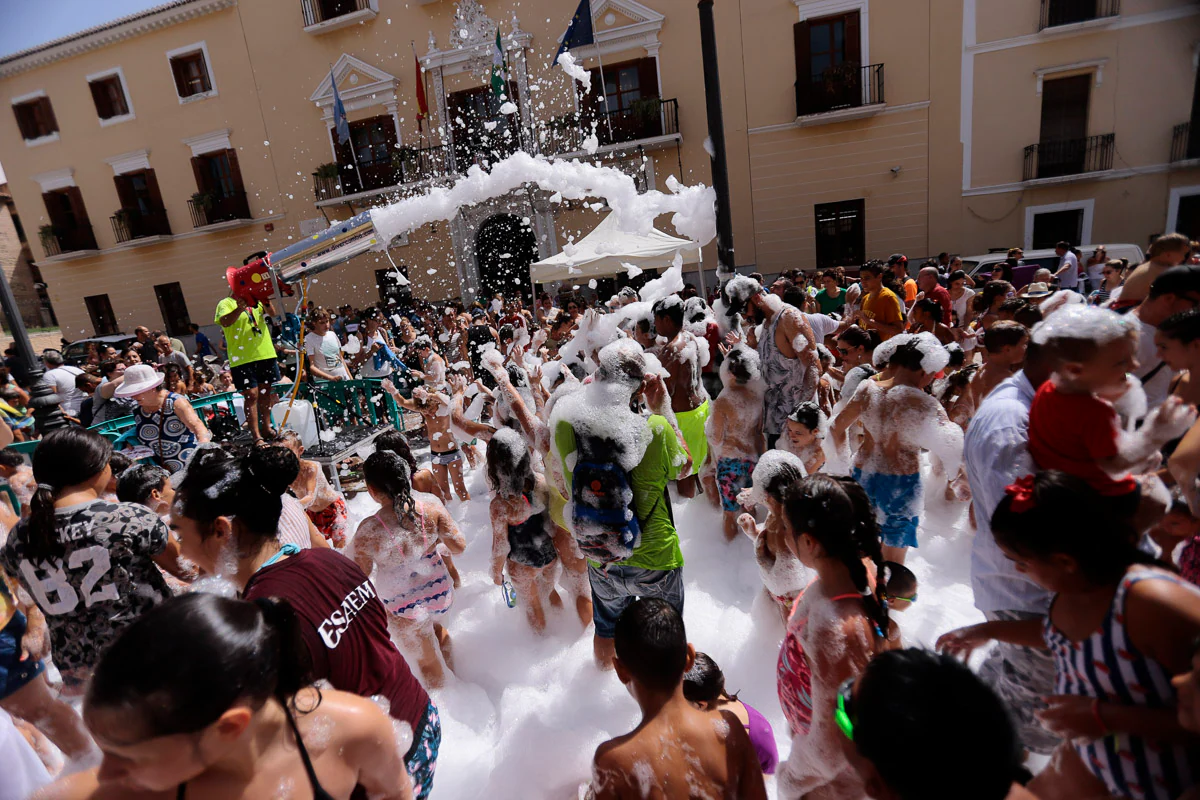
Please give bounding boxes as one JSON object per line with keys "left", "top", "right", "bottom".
{"left": 782, "top": 474, "right": 891, "bottom": 639}
{"left": 26, "top": 428, "right": 112, "bottom": 563}
{"left": 363, "top": 451, "right": 415, "bottom": 520}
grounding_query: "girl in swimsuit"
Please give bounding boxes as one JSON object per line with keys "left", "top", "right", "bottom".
{"left": 353, "top": 451, "right": 465, "bottom": 690}
{"left": 775, "top": 474, "right": 900, "bottom": 800}
{"left": 275, "top": 431, "right": 349, "bottom": 548}
{"left": 37, "top": 592, "right": 413, "bottom": 800}
{"left": 735, "top": 452, "right": 811, "bottom": 624}
{"left": 684, "top": 651, "right": 779, "bottom": 776}
{"left": 487, "top": 428, "right": 563, "bottom": 633}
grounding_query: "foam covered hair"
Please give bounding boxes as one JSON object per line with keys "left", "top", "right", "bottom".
{"left": 1030, "top": 304, "right": 1135, "bottom": 347}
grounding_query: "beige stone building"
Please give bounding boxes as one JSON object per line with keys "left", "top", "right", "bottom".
{"left": 0, "top": 0, "right": 1196, "bottom": 339}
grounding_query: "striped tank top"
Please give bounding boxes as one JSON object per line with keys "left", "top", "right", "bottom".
{"left": 1045, "top": 568, "right": 1200, "bottom": 800}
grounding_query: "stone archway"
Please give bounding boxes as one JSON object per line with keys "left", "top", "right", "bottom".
{"left": 475, "top": 213, "right": 538, "bottom": 304}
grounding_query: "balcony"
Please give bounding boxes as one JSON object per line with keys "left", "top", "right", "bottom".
{"left": 1039, "top": 0, "right": 1120, "bottom": 31}
{"left": 188, "top": 191, "right": 251, "bottom": 228}
{"left": 301, "top": 0, "right": 376, "bottom": 33}
{"left": 795, "top": 63, "right": 884, "bottom": 120}
{"left": 541, "top": 97, "right": 681, "bottom": 157}
{"left": 1023, "top": 133, "right": 1114, "bottom": 181}
{"left": 39, "top": 224, "right": 98, "bottom": 257}
{"left": 1172, "top": 122, "right": 1200, "bottom": 164}
{"left": 110, "top": 207, "right": 171, "bottom": 244}
{"left": 314, "top": 144, "right": 451, "bottom": 202}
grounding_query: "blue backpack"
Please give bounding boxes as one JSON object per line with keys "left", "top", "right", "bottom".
{"left": 571, "top": 436, "right": 641, "bottom": 566}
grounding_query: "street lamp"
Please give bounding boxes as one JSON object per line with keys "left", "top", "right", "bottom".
{"left": 0, "top": 263, "right": 66, "bottom": 433}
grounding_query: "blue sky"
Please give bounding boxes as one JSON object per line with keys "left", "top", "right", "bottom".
{"left": 0, "top": 0, "right": 167, "bottom": 59}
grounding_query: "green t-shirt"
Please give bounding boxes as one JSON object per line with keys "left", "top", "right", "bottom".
{"left": 555, "top": 414, "right": 685, "bottom": 572}
{"left": 214, "top": 297, "right": 277, "bottom": 367}
{"left": 815, "top": 288, "right": 846, "bottom": 315}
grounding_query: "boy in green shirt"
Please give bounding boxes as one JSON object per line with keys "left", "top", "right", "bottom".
{"left": 814, "top": 270, "right": 847, "bottom": 315}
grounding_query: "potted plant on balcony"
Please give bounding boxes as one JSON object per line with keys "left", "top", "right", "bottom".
{"left": 315, "top": 162, "right": 339, "bottom": 179}
{"left": 190, "top": 191, "right": 215, "bottom": 210}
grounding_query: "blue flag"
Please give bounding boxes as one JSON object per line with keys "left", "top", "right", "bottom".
{"left": 330, "top": 68, "right": 351, "bottom": 145}
{"left": 555, "top": 0, "right": 595, "bottom": 63}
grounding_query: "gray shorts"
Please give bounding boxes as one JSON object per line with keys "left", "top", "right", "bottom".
{"left": 978, "top": 609, "right": 1059, "bottom": 755}
{"left": 588, "top": 564, "right": 684, "bottom": 639}
{"left": 430, "top": 448, "right": 462, "bottom": 466}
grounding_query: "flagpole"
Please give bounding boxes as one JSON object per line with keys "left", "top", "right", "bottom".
{"left": 331, "top": 65, "right": 366, "bottom": 193}
{"left": 410, "top": 41, "right": 424, "bottom": 148}
{"left": 591, "top": 6, "right": 615, "bottom": 142}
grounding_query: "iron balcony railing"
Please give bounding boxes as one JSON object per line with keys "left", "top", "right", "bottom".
{"left": 1172, "top": 121, "right": 1200, "bottom": 163}
{"left": 540, "top": 97, "right": 680, "bottom": 155}
{"left": 301, "top": 0, "right": 371, "bottom": 27}
{"left": 1039, "top": 0, "right": 1120, "bottom": 30}
{"left": 110, "top": 207, "right": 171, "bottom": 243}
{"left": 795, "top": 63, "right": 884, "bottom": 117}
{"left": 39, "top": 224, "right": 97, "bottom": 257}
{"left": 1023, "top": 133, "right": 1115, "bottom": 181}
{"left": 313, "top": 144, "right": 451, "bottom": 201}
{"left": 188, "top": 191, "right": 251, "bottom": 228}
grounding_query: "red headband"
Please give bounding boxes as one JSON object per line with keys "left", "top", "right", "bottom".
{"left": 1004, "top": 475, "right": 1036, "bottom": 513}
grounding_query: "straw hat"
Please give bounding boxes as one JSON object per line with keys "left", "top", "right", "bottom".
{"left": 114, "top": 363, "right": 164, "bottom": 397}
{"left": 1024, "top": 282, "right": 1052, "bottom": 298}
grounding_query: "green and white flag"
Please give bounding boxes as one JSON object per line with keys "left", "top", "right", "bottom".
{"left": 490, "top": 29, "right": 507, "bottom": 99}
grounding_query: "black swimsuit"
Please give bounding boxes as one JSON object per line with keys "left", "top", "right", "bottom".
{"left": 507, "top": 497, "right": 558, "bottom": 569}
{"left": 177, "top": 706, "right": 336, "bottom": 800}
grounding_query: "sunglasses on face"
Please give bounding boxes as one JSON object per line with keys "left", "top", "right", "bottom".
{"left": 835, "top": 676, "right": 857, "bottom": 741}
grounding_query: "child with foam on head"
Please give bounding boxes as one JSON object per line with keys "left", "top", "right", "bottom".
{"left": 1026, "top": 305, "right": 1196, "bottom": 530}
{"left": 937, "top": 470, "right": 1200, "bottom": 800}
{"left": 705, "top": 344, "right": 765, "bottom": 541}
{"left": 274, "top": 430, "right": 349, "bottom": 548}
{"left": 775, "top": 474, "right": 900, "bottom": 799}
{"left": 588, "top": 598, "right": 767, "bottom": 800}
{"left": 683, "top": 652, "right": 779, "bottom": 776}
{"left": 829, "top": 332, "right": 963, "bottom": 564}
{"left": 782, "top": 400, "right": 826, "bottom": 476}
{"left": 735, "top": 450, "right": 812, "bottom": 623}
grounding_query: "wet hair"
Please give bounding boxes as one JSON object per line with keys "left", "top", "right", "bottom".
{"left": 991, "top": 471, "right": 1155, "bottom": 585}
{"left": 997, "top": 297, "right": 1028, "bottom": 317}
{"left": 860, "top": 260, "right": 887, "bottom": 278}
{"left": 116, "top": 464, "right": 169, "bottom": 506}
{"left": 414, "top": 334, "right": 434, "bottom": 351}
{"left": 912, "top": 298, "right": 942, "bottom": 321}
{"left": 945, "top": 343, "right": 966, "bottom": 369}
{"left": 781, "top": 474, "right": 889, "bottom": 637}
{"left": 108, "top": 451, "right": 133, "bottom": 477}
{"left": 1013, "top": 304, "right": 1043, "bottom": 329}
{"left": 761, "top": 461, "right": 805, "bottom": 504}
{"left": 682, "top": 652, "right": 738, "bottom": 705}
{"left": 725, "top": 345, "right": 757, "bottom": 384}
{"left": 984, "top": 320, "right": 1028, "bottom": 354}
{"left": 175, "top": 447, "right": 292, "bottom": 548}
{"left": 1158, "top": 307, "right": 1200, "bottom": 345}
{"left": 976, "top": 281, "right": 1012, "bottom": 313}
{"left": 652, "top": 297, "right": 684, "bottom": 328}
{"left": 1149, "top": 232, "right": 1192, "bottom": 259}
{"left": 948, "top": 269, "right": 968, "bottom": 284}
{"left": 0, "top": 449, "right": 23, "bottom": 470}
{"left": 485, "top": 428, "right": 535, "bottom": 499}
{"left": 883, "top": 562, "right": 917, "bottom": 599}
{"left": 506, "top": 363, "right": 529, "bottom": 388}
{"left": 887, "top": 338, "right": 931, "bottom": 373}
{"left": 87, "top": 593, "right": 314, "bottom": 739}
{"left": 614, "top": 597, "right": 688, "bottom": 694}
{"left": 853, "top": 649, "right": 1026, "bottom": 800}
{"left": 837, "top": 326, "right": 877, "bottom": 353}
{"left": 373, "top": 429, "right": 419, "bottom": 477}
{"left": 362, "top": 450, "right": 415, "bottom": 520}
{"left": 497, "top": 324, "right": 514, "bottom": 345}
{"left": 272, "top": 430, "right": 304, "bottom": 450}
{"left": 27, "top": 428, "right": 112, "bottom": 562}
{"left": 783, "top": 286, "right": 808, "bottom": 310}
{"left": 788, "top": 400, "right": 821, "bottom": 431}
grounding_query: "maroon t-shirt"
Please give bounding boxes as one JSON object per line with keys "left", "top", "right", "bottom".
{"left": 926, "top": 284, "right": 954, "bottom": 326}
{"left": 244, "top": 548, "right": 429, "bottom": 733}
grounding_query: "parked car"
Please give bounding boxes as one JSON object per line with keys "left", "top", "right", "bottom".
{"left": 61, "top": 333, "right": 138, "bottom": 367}
{"left": 962, "top": 244, "right": 1144, "bottom": 290}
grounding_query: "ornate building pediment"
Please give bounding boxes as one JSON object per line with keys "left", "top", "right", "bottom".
{"left": 309, "top": 54, "right": 398, "bottom": 118}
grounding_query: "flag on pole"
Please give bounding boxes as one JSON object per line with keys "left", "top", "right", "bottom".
{"left": 330, "top": 68, "right": 351, "bottom": 145}
{"left": 490, "top": 29, "right": 507, "bottom": 100}
{"left": 413, "top": 48, "right": 428, "bottom": 126}
{"left": 555, "top": 0, "right": 595, "bottom": 64}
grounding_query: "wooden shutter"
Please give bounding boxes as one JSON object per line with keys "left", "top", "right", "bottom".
{"left": 43, "top": 192, "right": 68, "bottom": 228}
{"left": 113, "top": 174, "right": 136, "bottom": 210}
{"left": 13, "top": 104, "right": 35, "bottom": 140}
{"left": 638, "top": 58, "right": 659, "bottom": 99}
{"left": 225, "top": 149, "right": 245, "bottom": 193}
{"left": 794, "top": 21, "right": 811, "bottom": 116}
{"left": 66, "top": 187, "right": 90, "bottom": 227}
{"left": 89, "top": 80, "right": 112, "bottom": 118}
{"left": 191, "top": 156, "right": 210, "bottom": 193}
{"left": 144, "top": 169, "right": 165, "bottom": 211}
{"left": 38, "top": 97, "right": 57, "bottom": 135}
{"left": 844, "top": 12, "right": 861, "bottom": 66}
{"left": 171, "top": 57, "right": 190, "bottom": 96}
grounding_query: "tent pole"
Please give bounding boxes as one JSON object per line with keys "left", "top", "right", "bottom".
{"left": 697, "top": 248, "right": 707, "bottom": 299}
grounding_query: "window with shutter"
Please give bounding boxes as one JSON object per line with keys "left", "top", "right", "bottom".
{"left": 794, "top": 11, "right": 865, "bottom": 116}
{"left": 154, "top": 283, "right": 192, "bottom": 336}
{"left": 814, "top": 199, "right": 866, "bottom": 269}
{"left": 12, "top": 96, "right": 59, "bottom": 140}
{"left": 88, "top": 76, "right": 129, "bottom": 120}
{"left": 85, "top": 295, "right": 119, "bottom": 336}
{"left": 170, "top": 51, "right": 212, "bottom": 98}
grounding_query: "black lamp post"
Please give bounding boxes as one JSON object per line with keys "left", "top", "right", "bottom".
{"left": 698, "top": 0, "right": 736, "bottom": 282}
{"left": 0, "top": 264, "right": 66, "bottom": 433}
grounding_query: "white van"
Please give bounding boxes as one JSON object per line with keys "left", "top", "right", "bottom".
{"left": 962, "top": 243, "right": 1144, "bottom": 290}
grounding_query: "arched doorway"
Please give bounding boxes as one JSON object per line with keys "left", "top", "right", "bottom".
{"left": 475, "top": 214, "right": 537, "bottom": 304}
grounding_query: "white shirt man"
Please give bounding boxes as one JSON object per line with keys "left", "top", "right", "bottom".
{"left": 1054, "top": 244, "right": 1080, "bottom": 290}
{"left": 40, "top": 351, "right": 85, "bottom": 416}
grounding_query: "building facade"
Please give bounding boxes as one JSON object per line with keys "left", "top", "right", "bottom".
{"left": 0, "top": 0, "right": 1196, "bottom": 339}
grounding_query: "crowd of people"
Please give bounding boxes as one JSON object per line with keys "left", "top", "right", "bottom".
{"left": 2, "top": 230, "right": 1200, "bottom": 799}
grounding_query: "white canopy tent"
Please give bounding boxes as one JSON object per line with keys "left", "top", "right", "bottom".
{"left": 529, "top": 213, "right": 703, "bottom": 289}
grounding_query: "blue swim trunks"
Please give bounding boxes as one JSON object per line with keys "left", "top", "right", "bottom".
{"left": 852, "top": 469, "right": 922, "bottom": 549}
{"left": 0, "top": 611, "right": 45, "bottom": 701}
{"left": 406, "top": 701, "right": 441, "bottom": 800}
{"left": 716, "top": 456, "right": 756, "bottom": 512}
